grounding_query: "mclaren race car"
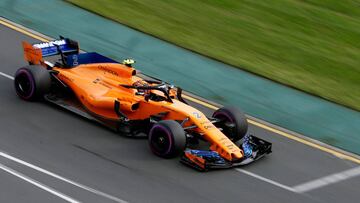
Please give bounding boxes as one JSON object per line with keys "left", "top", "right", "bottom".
{"left": 14, "top": 37, "right": 272, "bottom": 171}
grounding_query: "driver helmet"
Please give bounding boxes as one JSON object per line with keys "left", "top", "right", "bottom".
{"left": 122, "top": 58, "right": 135, "bottom": 67}
{"left": 133, "top": 80, "right": 150, "bottom": 94}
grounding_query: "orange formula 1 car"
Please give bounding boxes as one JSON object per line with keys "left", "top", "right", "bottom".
{"left": 14, "top": 37, "right": 271, "bottom": 171}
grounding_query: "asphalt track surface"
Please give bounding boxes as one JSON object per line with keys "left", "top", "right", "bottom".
{"left": 0, "top": 23, "right": 360, "bottom": 203}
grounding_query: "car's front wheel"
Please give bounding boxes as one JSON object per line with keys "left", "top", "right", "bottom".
{"left": 148, "top": 120, "right": 186, "bottom": 158}
{"left": 213, "top": 106, "right": 248, "bottom": 142}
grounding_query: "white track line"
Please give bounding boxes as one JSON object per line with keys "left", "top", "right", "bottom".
{"left": 0, "top": 152, "right": 128, "bottom": 203}
{"left": 0, "top": 72, "right": 127, "bottom": 202}
{"left": 235, "top": 169, "right": 296, "bottom": 192}
{"left": 0, "top": 163, "right": 80, "bottom": 203}
{"left": 0, "top": 72, "right": 14, "bottom": 80}
{"left": 292, "top": 166, "right": 360, "bottom": 193}
{"left": 237, "top": 166, "right": 360, "bottom": 193}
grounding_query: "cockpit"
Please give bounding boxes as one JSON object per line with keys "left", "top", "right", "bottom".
{"left": 122, "top": 79, "right": 177, "bottom": 102}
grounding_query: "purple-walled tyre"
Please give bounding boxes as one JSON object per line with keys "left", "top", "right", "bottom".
{"left": 14, "top": 65, "right": 51, "bottom": 101}
{"left": 213, "top": 106, "right": 248, "bottom": 142}
{"left": 148, "top": 120, "right": 186, "bottom": 158}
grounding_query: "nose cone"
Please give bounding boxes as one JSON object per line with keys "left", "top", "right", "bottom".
{"left": 210, "top": 142, "right": 244, "bottom": 161}
{"left": 232, "top": 151, "right": 244, "bottom": 160}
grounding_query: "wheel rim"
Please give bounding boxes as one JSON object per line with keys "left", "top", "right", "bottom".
{"left": 149, "top": 125, "right": 172, "bottom": 155}
{"left": 15, "top": 70, "right": 34, "bottom": 99}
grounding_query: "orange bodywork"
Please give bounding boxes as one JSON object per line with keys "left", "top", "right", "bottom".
{"left": 22, "top": 41, "right": 42, "bottom": 65}
{"left": 184, "top": 151, "right": 206, "bottom": 169}
{"left": 23, "top": 42, "right": 244, "bottom": 161}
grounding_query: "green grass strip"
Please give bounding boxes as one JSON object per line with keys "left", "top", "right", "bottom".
{"left": 66, "top": 0, "right": 360, "bottom": 111}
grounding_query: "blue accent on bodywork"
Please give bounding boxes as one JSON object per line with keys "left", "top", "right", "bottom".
{"left": 242, "top": 134, "right": 253, "bottom": 157}
{"left": 66, "top": 52, "right": 119, "bottom": 67}
{"left": 186, "top": 150, "right": 226, "bottom": 164}
{"left": 33, "top": 40, "right": 77, "bottom": 57}
{"left": 41, "top": 44, "right": 76, "bottom": 57}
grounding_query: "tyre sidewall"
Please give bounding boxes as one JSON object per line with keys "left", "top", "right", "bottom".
{"left": 148, "top": 120, "right": 186, "bottom": 158}
{"left": 14, "top": 65, "right": 51, "bottom": 100}
{"left": 14, "top": 68, "right": 36, "bottom": 100}
{"left": 213, "top": 106, "right": 248, "bottom": 142}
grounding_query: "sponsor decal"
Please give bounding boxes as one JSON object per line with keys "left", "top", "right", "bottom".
{"left": 72, "top": 54, "right": 79, "bottom": 66}
{"left": 192, "top": 112, "right": 202, "bottom": 118}
{"left": 93, "top": 78, "right": 100, "bottom": 84}
{"left": 93, "top": 78, "right": 112, "bottom": 89}
{"left": 33, "top": 40, "right": 66, "bottom": 49}
{"left": 99, "top": 81, "right": 112, "bottom": 89}
{"left": 200, "top": 121, "right": 210, "bottom": 124}
{"left": 98, "top": 65, "right": 118, "bottom": 76}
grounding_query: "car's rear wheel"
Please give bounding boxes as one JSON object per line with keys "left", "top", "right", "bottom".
{"left": 14, "top": 65, "right": 51, "bottom": 101}
{"left": 148, "top": 120, "right": 186, "bottom": 158}
{"left": 213, "top": 106, "right": 248, "bottom": 142}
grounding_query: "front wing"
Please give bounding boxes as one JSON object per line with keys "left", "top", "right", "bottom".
{"left": 180, "top": 135, "right": 272, "bottom": 171}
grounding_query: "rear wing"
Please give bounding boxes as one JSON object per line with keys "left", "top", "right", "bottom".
{"left": 22, "top": 37, "right": 79, "bottom": 65}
